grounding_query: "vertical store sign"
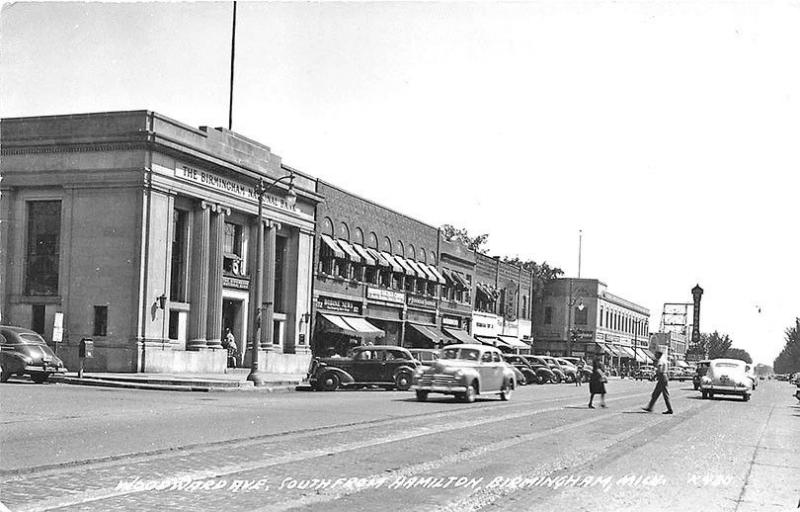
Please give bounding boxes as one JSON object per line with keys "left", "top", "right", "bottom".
{"left": 52, "top": 312, "right": 64, "bottom": 343}
{"left": 691, "top": 284, "right": 703, "bottom": 343}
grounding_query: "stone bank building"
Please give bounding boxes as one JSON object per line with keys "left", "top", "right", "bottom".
{"left": 0, "top": 111, "right": 319, "bottom": 374}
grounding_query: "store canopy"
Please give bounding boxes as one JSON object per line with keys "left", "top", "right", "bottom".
{"left": 674, "top": 360, "right": 689, "bottom": 368}
{"left": 351, "top": 244, "right": 376, "bottom": 266}
{"left": 632, "top": 350, "right": 648, "bottom": 363}
{"left": 476, "top": 283, "right": 493, "bottom": 301}
{"left": 475, "top": 335, "right": 510, "bottom": 348}
{"left": 642, "top": 349, "right": 656, "bottom": 360}
{"left": 408, "top": 323, "right": 447, "bottom": 345}
{"left": 320, "top": 235, "right": 345, "bottom": 259}
{"left": 426, "top": 265, "right": 447, "bottom": 285}
{"left": 595, "top": 343, "right": 614, "bottom": 356}
{"left": 366, "top": 248, "right": 391, "bottom": 268}
{"left": 380, "top": 252, "right": 404, "bottom": 273}
{"left": 449, "top": 271, "right": 469, "bottom": 289}
{"left": 416, "top": 262, "right": 440, "bottom": 283}
{"left": 319, "top": 314, "right": 384, "bottom": 337}
{"left": 335, "top": 239, "right": 362, "bottom": 263}
{"left": 443, "top": 327, "right": 478, "bottom": 345}
{"left": 497, "top": 335, "right": 531, "bottom": 350}
{"left": 615, "top": 345, "right": 637, "bottom": 359}
{"left": 407, "top": 259, "right": 433, "bottom": 281}
{"left": 394, "top": 255, "right": 423, "bottom": 278}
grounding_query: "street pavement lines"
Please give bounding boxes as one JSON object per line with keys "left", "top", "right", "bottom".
{"left": 248, "top": 392, "right": 660, "bottom": 512}
{"left": 8, "top": 392, "right": 653, "bottom": 512}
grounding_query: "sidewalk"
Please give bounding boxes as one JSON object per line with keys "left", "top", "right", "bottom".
{"left": 53, "top": 368, "right": 307, "bottom": 392}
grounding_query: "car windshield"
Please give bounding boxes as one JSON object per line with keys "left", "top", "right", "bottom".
{"left": 15, "top": 333, "right": 47, "bottom": 345}
{"left": 442, "top": 348, "right": 480, "bottom": 361}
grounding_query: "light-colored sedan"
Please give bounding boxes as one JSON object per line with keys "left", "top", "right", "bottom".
{"left": 700, "top": 359, "right": 753, "bottom": 401}
{"left": 411, "top": 344, "right": 516, "bottom": 403}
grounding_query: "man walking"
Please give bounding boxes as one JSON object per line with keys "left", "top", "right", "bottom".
{"left": 643, "top": 350, "right": 673, "bottom": 414}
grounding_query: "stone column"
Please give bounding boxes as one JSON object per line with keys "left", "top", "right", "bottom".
{"left": 261, "top": 221, "right": 278, "bottom": 350}
{"left": 247, "top": 220, "right": 261, "bottom": 352}
{"left": 206, "top": 204, "right": 229, "bottom": 350}
{"left": 187, "top": 201, "right": 211, "bottom": 350}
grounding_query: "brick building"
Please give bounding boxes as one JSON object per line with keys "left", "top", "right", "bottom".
{"left": 0, "top": 111, "right": 320, "bottom": 374}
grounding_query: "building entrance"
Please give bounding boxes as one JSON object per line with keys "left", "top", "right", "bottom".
{"left": 222, "top": 299, "right": 243, "bottom": 342}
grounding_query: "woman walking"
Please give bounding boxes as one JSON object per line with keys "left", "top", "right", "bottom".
{"left": 588, "top": 358, "right": 607, "bottom": 408}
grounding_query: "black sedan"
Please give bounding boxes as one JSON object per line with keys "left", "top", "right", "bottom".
{"left": 0, "top": 326, "right": 67, "bottom": 383}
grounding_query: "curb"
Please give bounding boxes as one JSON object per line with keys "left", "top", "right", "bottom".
{"left": 58, "top": 377, "right": 300, "bottom": 393}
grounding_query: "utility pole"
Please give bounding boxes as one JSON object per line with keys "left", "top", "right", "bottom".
{"left": 228, "top": 1, "right": 237, "bottom": 130}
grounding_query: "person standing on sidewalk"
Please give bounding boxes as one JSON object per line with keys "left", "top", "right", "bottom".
{"left": 643, "top": 350, "right": 673, "bottom": 414}
{"left": 588, "top": 359, "right": 607, "bottom": 408}
{"left": 575, "top": 359, "right": 584, "bottom": 386}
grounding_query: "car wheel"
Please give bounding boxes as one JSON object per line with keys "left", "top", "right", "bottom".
{"left": 500, "top": 382, "right": 513, "bottom": 401}
{"left": 461, "top": 382, "right": 477, "bottom": 403}
{"left": 552, "top": 374, "right": 562, "bottom": 384}
{"left": 701, "top": 390, "right": 708, "bottom": 399}
{"left": 30, "top": 372, "right": 49, "bottom": 384}
{"left": 394, "top": 372, "right": 412, "bottom": 391}
{"left": 415, "top": 390, "right": 428, "bottom": 402}
{"left": 320, "top": 373, "right": 340, "bottom": 391}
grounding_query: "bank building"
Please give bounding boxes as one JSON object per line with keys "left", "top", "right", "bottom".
{"left": 0, "top": 111, "right": 320, "bottom": 375}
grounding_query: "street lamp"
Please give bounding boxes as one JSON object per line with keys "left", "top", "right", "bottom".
{"left": 566, "top": 279, "right": 585, "bottom": 357}
{"left": 248, "top": 172, "right": 296, "bottom": 386}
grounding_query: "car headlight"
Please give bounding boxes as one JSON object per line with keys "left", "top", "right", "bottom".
{"left": 701, "top": 376, "right": 712, "bottom": 384}
{"left": 453, "top": 369, "right": 464, "bottom": 379}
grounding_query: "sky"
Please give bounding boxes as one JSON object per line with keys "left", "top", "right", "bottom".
{"left": 2, "top": 1, "right": 798, "bottom": 365}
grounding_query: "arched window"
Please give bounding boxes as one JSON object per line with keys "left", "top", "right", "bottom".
{"left": 418, "top": 248, "right": 426, "bottom": 263}
{"left": 407, "top": 244, "right": 415, "bottom": 260}
{"left": 339, "top": 222, "right": 350, "bottom": 241}
{"left": 353, "top": 227, "right": 364, "bottom": 246}
{"left": 367, "top": 232, "right": 378, "bottom": 249}
{"left": 382, "top": 236, "right": 392, "bottom": 253}
{"left": 396, "top": 240, "right": 405, "bottom": 257}
{"left": 429, "top": 252, "right": 436, "bottom": 264}
{"left": 321, "top": 217, "right": 334, "bottom": 237}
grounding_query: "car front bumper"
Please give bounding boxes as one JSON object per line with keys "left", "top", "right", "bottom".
{"left": 412, "top": 384, "right": 468, "bottom": 394}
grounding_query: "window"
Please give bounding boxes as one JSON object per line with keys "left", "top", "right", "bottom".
{"left": 168, "top": 311, "right": 180, "bottom": 340}
{"left": 396, "top": 240, "right": 405, "bottom": 257}
{"left": 31, "top": 304, "right": 45, "bottom": 335}
{"left": 321, "top": 217, "right": 334, "bottom": 236}
{"left": 544, "top": 306, "right": 553, "bottom": 325}
{"left": 93, "top": 306, "right": 108, "bottom": 336}
{"left": 407, "top": 244, "right": 415, "bottom": 260}
{"left": 25, "top": 201, "right": 61, "bottom": 296}
{"left": 367, "top": 232, "right": 378, "bottom": 249}
{"left": 353, "top": 228, "right": 364, "bottom": 246}
{"left": 382, "top": 236, "right": 392, "bottom": 253}
{"left": 170, "top": 209, "right": 188, "bottom": 301}
{"left": 223, "top": 222, "right": 245, "bottom": 277}
{"left": 522, "top": 295, "right": 528, "bottom": 319}
{"left": 274, "top": 236, "right": 288, "bottom": 312}
{"left": 339, "top": 222, "right": 350, "bottom": 241}
{"left": 575, "top": 307, "right": 588, "bottom": 325}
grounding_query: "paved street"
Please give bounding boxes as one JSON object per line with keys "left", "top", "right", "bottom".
{"left": 1, "top": 379, "right": 797, "bottom": 512}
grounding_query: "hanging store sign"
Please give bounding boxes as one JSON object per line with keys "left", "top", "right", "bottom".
{"left": 222, "top": 276, "right": 250, "bottom": 290}
{"left": 407, "top": 295, "right": 437, "bottom": 310}
{"left": 317, "top": 296, "right": 362, "bottom": 315}
{"left": 441, "top": 317, "right": 461, "bottom": 328}
{"left": 367, "top": 287, "right": 405, "bottom": 305}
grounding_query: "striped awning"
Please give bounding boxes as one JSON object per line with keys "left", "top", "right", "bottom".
{"left": 320, "top": 235, "right": 345, "bottom": 259}
{"left": 336, "top": 239, "right": 362, "bottom": 263}
{"left": 351, "top": 244, "right": 376, "bottom": 266}
{"left": 443, "top": 328, "right": 478, "bottom": 345}
{"left": 366, "top": 248, "right": 391, "bottom": 268}
{"left": 380, "top": 252, "right": 404, "bottom": 273}
{"left": 423, "top": 263, "right": 447, "bottom": 285}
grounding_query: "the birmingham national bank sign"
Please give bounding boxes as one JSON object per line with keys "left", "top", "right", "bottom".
{"left": 175, "top": 165, "right": 299, "bottom": 213}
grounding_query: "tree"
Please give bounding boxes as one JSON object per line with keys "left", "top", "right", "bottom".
{"left": 724, "top": 348, "right": 752, "bottom": 364}
{"left": 773, "top": 317, "right": 800, "bottom": 374}
{"left": 440, "top": 224, "right": 489, "bottom": 253}
{"left": 687, "top": 331, "right": 733, "bottom": 359}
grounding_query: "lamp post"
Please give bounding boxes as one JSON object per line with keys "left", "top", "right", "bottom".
{"left": 566, "top": 278, "right": 585, "bottom": 357}
{"left": 248, "top": 173, "right": 296, "bottom": 386}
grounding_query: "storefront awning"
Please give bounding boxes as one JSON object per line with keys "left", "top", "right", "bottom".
{"left": 351, "top": 244, "right": 376, "bottom": 266}
{"left": 443, "top": 327, "right": 478, "bottom": 345}
{"left": 320, "top": 235, "right": 345, "bottom": 259}
{"left": 319, "top": 314, "right": 384, "bottom": 337}
{"left": 631, "top": 349, "right": 648, "bottom": 363}
{"left": 408, "top": 323, "right": 446, "bottom": 345}
{"left": 615, "top": 345, "right": 637, "bottom": 359}
{"left": 426, "top": 265, "right": 447, "bottom": 285}
{"left": 395, "top": 255, "right": 423, "bottom": 278}
{"left": 497, "top": 335, "right": 530, "bottom": 350}
{"left": 449, "top": 271, "right": 469, "bottom": 289}
{"left": 415, "top": 262, "right": 440, "bottom": 283}
{"left": 406, "top": 259, "right": 432, "bottom": 280}
{"left": 475, "top": 335, "right": 508, "bottom": 348}
{"left": 380, "top": 252, "right": 404, "bottom": 273}
{"left": 642, "top": 349, "right": 656, "bottom": 361}
{"left": 336, "top": 239, "right": 362, "bottom": 263}
{"left": 366, "top": 248, "right": 391, "bottom": 268}
{"left": 595, "top": 343, "right": 614, "bottom": 356}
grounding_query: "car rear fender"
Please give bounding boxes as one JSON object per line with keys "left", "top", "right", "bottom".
{"left": 0, "top": 352, "right": 28, "bottom": 373}
{"left": 319, "top": 367, "right": 355, "bottom": 385}
{"left": 392, "top": 365, "right": 417, "bottom": 378}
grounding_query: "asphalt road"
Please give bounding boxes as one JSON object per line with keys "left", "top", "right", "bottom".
{"left": 1, "top": 378, "right": 798, "bottom": 512}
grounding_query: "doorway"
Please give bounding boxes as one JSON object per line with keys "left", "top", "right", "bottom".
{"left": 222, "top": 299, "right": 243, "bottom": 342}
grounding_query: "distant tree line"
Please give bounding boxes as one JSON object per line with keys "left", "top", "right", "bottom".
{"left": 686, "top": 331, "right": 753, "bottom": 363}
{"left": 773, "top": 317, "right": 800, "bottom": 374}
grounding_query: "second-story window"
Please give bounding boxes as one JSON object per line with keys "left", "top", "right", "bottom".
{"left": 544, "top": 306, "right": 553, "bottom": 324}
{"left": 223, "top": 222, "right": 244, "bottom": 276}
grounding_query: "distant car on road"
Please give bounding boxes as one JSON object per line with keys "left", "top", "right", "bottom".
{"left": 307, "top": 346, "right": 419, "bottom": 391}
{"left": 561, "top": 357, "right": 591, "bottom": 382}
{"left": 700, "top": 359, "right": 753, "bottom": 401}
{"left": 0, "top": 326, "right": 67, "bottom": 383}
{"left": 411, "top": 344, "right": 515, "bottom": 402}
{"left": 693, "top": 360, "right": 711, "bottom": 390}
{"left": 636, "top": 365, "right": 656, "bottom": 381}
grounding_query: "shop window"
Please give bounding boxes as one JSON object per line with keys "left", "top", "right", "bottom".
{"left": 544, "top": 306, "right": 553, "bottom": 325}
{"left": 404, "top": 275, "right": 414, "bottom": 292}
{"left": 380, "top": 269, "right": 391, "bottom": 288}
{"left": 364, "top": 266, "right": 377, "bottom": 284}
{"left": 25, "top": 200, "right": 61, "bottom": 296}
{"left": 93, "top": 306, "right": 108, "bottom": 336}
{"left": 426, "top": 281, "right": 436, "bottom": 296}
{"left": 575, "top": 307, "right": 588, "bottom": 325}
{"left": 391, "top": 272, "right": 402, "bottom": 290}
{"left": 170, "top": 209, "right": 188, "bottom": 301}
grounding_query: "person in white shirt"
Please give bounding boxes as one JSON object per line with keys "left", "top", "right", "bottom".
{"left": 643, "top": 350, "right": 673, "bottom": 414}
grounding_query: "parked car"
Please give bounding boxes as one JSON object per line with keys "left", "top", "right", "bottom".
{"left": 408, "top": 348, "right": 440, "bottom": 369}
{"left": 744, "top": 364, "right": 757, "bottom": 390}
{"left": 503, "top": 354, "right": 539, "bottom": 385}
{"left": 520, "top": 355, "right": 557, "bottom": 384}
{"left": 699, "top": 359, "right": 753, "bottom": 401}
{"left": 0, "top": 326, "right": 67, "bottom": 383}
{"left": 307, "top": 346, "right": 419, "bottom": 391}
{"left": 411, "top": 344, "right": 516, "bottom": 402}
{"left": 561, "top": 357, "right": 591, "bottom": 382}
{"left": 525, "top": 356, "right": 565, "bottom": 383}
{"left": 668, "top": 367, "right": 692, "bottom": 381}
{"left": 692, "top": 360, "right": 711, "bottom": 390}
{"left": 555, "top": 358, "right": 581, "bottom": 383}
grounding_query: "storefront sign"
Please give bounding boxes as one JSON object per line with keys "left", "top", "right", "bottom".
{"left": 317, "top": 296, "right": 362, "bottom": 315}
{"left": 176, "top": 165, "right": 298, "bottom": 213}
{"left": 367, "top": 287, "right": 405, "bottom": 305}
{"left": 222, "top": 276, "right": 250, "bottom": 290}
{"left": 605, "top": 334, "right": 620, "bottom": 343}
{"left": 407, "top": 295, "right": 437, "bottom": 310}
{"left": 441, "top": 317, "right": 461, "bottom": 328}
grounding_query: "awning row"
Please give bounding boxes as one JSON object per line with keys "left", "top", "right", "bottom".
{"left": 475, "top": 282, "right": 500, "bottom": 300}
{"left": 596, "top": 343, "right": 655, "bottom": 362}
{"left": 319, "top": 314, "right": 385, "bottom": 337}
{"left": 320, "top": 235, "right": 446, "bottom": 284}
{"left": 475, "top": 335, "right": 531, "bottom": 350}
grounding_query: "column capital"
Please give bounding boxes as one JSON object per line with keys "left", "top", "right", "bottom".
{"left": 199, "top": 200, "right": 214, "bottom": 211}
{"left": 215, "top": 204, "right": 232, "bottom": 216}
